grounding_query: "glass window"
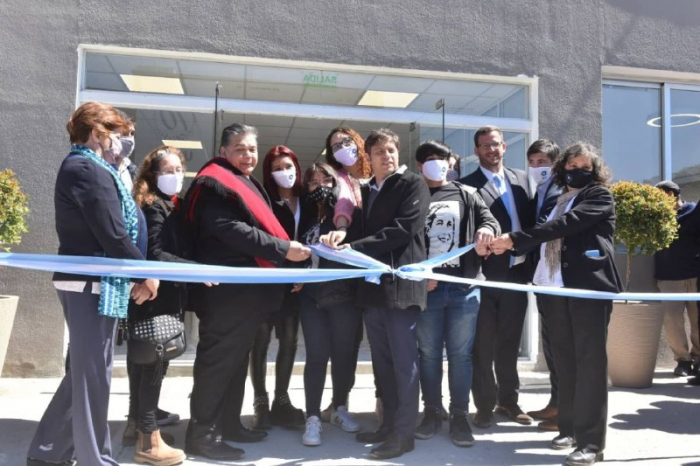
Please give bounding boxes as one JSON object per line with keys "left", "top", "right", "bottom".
{"left": 602, "top": 84, "right": 662, "bottom": 184}
{"left": 670, "top": 89, "right": 700, "bottom": 200}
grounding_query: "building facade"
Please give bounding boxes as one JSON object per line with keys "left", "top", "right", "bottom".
{"left": 1, "top": 0, "right": 699, "bottom": 376}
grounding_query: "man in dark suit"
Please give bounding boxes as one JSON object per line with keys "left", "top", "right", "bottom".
{"left": 524, "top": 139, "right": 563, "bottom": 431}
{"left": 459, "top": 125, "right": 535, "bottom": 428}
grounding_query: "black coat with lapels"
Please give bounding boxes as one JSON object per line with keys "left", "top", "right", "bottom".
{"left": 510, "top": 183, "right": 623, "bottom": 293}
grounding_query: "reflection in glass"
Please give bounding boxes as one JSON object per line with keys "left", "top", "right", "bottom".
{"left": 602, "top": 84, "right": 661, "bottom": 184}
{"left": 671, "top": 89, "right": 700, "bottom": 201}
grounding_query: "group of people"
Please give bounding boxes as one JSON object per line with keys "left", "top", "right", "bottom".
{"left": 28, "top": 100, "right": 637, "bottom": 466}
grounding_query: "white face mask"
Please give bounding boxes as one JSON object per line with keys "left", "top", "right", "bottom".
{"left": 529, "top": 166, "right": 552, "bottom": 185}
{"left": 102, "top": 133, "right": 123, "bottom": 161}
{"left": 422, "top": 159, "right": 449, "bottom": 182}
{"left": 157, "top": 173, "right": 184, "bottom": 196}
{"left": 333, "top": 145, "right": 358, "bottom": 167}
{"left": 272, "top": 168, "right": 296, "bottom": 189}
{"left": 119, "top": 136, "right": 135, "bottom": 159}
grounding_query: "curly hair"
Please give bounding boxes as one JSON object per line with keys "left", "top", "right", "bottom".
{"left": 262, "top": 145, "right": 304, "bottom": 199}
{"left": 552, "top": 142, "right": 612, "bottom": 188}
{"left": 133, "top": 146, "right": 186, "bottom": 207}
{"left": 324, "top": 126, "right": 372, "bottom": 179}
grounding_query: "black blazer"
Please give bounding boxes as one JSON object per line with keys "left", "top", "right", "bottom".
{"left": 510, "top": 184, "right": 623, "bottom": 293}
{"left": 536, "top": 179, "right": 563, "bottom": 224}
{"left": 460, "top": 166, "right": 535, "bottom": 281}
{"left": 350, "top": 169, "right": 431, "bottom": 311}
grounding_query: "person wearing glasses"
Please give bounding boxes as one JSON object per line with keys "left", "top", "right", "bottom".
{"left": 296, "top": 163, "right": 363, "bottom": 447}
{"left": 459, "top": 126, "right": 535, "bottom": 429}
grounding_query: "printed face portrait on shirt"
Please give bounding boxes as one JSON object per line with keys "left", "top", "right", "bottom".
{"left": 425, "top": 201, "right": 461, "bottom": 266}
{"left": 220, "top": 133, "right": 258, "bottom": 176}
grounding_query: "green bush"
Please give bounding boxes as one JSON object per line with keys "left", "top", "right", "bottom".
{"left": 0, "top": 169, "right": 29, "bottom": 252}
{"left": 611, "top": 180, "right": 677, "bottom": 290}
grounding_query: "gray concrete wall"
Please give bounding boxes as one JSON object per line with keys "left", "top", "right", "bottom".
{"left": 0, "top": 0, "right": 698, "bottom": 376}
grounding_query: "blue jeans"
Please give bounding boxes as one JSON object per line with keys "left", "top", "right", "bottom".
{"left": 417, "top": 283, "right": 480, "bottom": 413}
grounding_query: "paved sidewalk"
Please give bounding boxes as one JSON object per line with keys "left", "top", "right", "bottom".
{"left": 0, "top": 370, "right": 698, "bottom": 466}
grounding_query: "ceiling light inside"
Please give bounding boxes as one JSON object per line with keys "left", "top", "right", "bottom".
{"left": 162, "top": 140, "right": 203, "bottom": 149}
{"left": 358, "top": 90, "right": 418, "bottom": 108}
{"left": 121, "top": 74, "right": 184, "bottom": 94}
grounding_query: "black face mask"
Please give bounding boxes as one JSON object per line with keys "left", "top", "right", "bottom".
{"left": 305, "top": 186, "right": 336, "bottom": 206}
{"left": 564, "top": 168, "right": 594, "bottom": 189}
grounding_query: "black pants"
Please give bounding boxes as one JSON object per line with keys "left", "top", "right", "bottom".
{"left": 536, "top": 294, "right": 559, "bottom": 407}
{"left": 250, "top": 291, "right": 299, "bottom": 400}
{"left": 299, "top": 293, "right": 363, "bottom": 417}
{"left": 538, "top": 294, "right": 611, "bottom": 452}
{"left": 189, "top": 284, "right": 281, "bottom": 434}
{"left": 127, "top": 358, "right": 169, "bottom": 434}
{"left": 365, "top": 305, "right": 421, "bottom": 438}
{"left": 471, "top": 265, "right": 529, "bottom": 412}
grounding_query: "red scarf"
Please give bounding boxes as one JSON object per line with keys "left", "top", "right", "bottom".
{"left": 187, "top": 159, "right": 289, "bottom": 268}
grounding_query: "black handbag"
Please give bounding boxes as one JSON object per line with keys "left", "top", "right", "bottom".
{"left": 127, "top": 314, "right": 186, "bottom": 369}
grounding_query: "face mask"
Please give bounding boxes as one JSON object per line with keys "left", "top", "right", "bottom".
{"left": 421, "top": 159, "right": 449, "bottom": 182}
{"left": 157, "top": 173, "right": 184, "bottom": 196}
{"left": 446, "top": 169, "right": 459, "bottom": 182}
{"left": 305, "top": 185, "right": 336, "bottom": 205}
{"left": 271, "top": 168, "right": 296, "bottom": 189}
{"left": 333, "top": 145, "right": 358, "bottom": 167}
{"left": 119, "top": 136, "right": 135, "bottom": 159}
{"left": 102, "top": 133, "right": 123, "bottom": 160}
{"left": 529, "top": 166, "right": 551, "bottom": 185}
{"left": 564, "top": 168, "right": 594, "bottom": 189}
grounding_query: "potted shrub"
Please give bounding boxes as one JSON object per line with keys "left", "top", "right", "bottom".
{"left": 607, "top": 180, "right": 677, "bottom": 388}
{"left": 0, "top": 169, "right": 29, "bottom": 376}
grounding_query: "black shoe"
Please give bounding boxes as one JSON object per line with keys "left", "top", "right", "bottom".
{"left": 370, "top": 434, "right": 415, "bottom": 460}
{"left": 414, "top": 407, "right": 442, "bottom": 439}
{"left": 551, "top": 434, "right": 577, "bottom": 450}
{"left": 692, "top": 361, "right": 700, "bottom": 376}
{"left": 449, "top": 411, "right": 475, "bottom": 447}
{"left": 565, "top": 447, "right": 604, "bottom": 465}
{"left": 253, "top": 392, "right": 272, "bottom": 430}
{"left": 269, "top": 393, "right": 305, "bottom": 427}
{"left": 222, "top": 425, "right": 268, "bottom": 443}
{"left": 472, "top": 410, "right": 493, "bottom": 428}
{"left": 440, "top": 405, "right": 449, "bottom": 420}
{"left": 495, "top": 404, "right": 533, "bottom": 425}
{"left": 356, "top": 424, "right": 393, "bottom": 444}
{"left": 185, "top": 420, "right": 245, "bottom": 460}
{"left": 27, "top": 459, "right": 76, "bottom": 466}
{"left": 156, "top": 408, "right": 180, "bottom": 427}
{"left": 688, "top": 374, "right": 700, "bottom": 385}
{"left": 674, "top": 360, "right": 693, "bottom": 376}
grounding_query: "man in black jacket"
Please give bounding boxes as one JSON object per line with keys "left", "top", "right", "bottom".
{"left": 459, "top": 126, "right": 535, "bottom": 429}
{"left": 345, "top": 129, "right": 430, "bottom": 460}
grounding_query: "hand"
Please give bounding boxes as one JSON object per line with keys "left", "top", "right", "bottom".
{"left": 427, "top": 279, "right": 438, "bottom": 292}
{"left": 286, "top": 241, "right": 312, "bottom": 262}
{"left": 204, "top": 282, "right": 219, "bottom": 287}
{"left": 474, "top": 228, "right": 495, "bottom": 249}
{"left": 489, "top": 234, "right": 514, "bottom": 255}
{"left": 130, "top": 279, "right": 159, "bottom": 305}
{"left": 143, "top": 278, "right": 159, "bottom": 300}
{"left": 320, "top": 229, "right": 347, "bottom": 248}
{"left": 291, "top": 283, "right": 304, "bottom": 293}
{"left": 475, "top": 243, "right": 491, "bottom": 258}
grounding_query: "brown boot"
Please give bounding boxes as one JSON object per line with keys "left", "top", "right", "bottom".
{"left": 134, "top": 429, "right": 186, "bottom": 466}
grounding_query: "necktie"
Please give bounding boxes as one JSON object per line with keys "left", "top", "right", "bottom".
{"left": 493, "top": 174, "right": 516, "bottom": 267}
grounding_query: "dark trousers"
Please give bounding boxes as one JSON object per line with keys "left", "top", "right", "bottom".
{"left": 536, "top": 294, "right": 559, "bottom": 407}
{"left": 127, "top": 358, "right": 169, "bottom": 433}
{"left": 365, "top": 305, "right": 421, "bottom": 438}
{"left": 189, "top": 284, "right": 279, "bottom": 435}
{"left": 28, "top": 287, "right": 118, "bottom": 466}
{"left": 250, "top": 291, "right": 299, "bottom": 400}
{"left": 539, "top": 294, "right": 611, "bottom": 451}
{"left": 471, "top": 265, "right": 529, "bottom": 412}
{"left": 299, "top": 293, "right": 363, "bottom": 416}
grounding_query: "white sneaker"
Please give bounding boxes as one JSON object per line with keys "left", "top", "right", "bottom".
{"left": 330, "top": 405, "right": 360, "bottom": 433}
{"left": 302, "top": 415, "right": 322, "bottom": 446}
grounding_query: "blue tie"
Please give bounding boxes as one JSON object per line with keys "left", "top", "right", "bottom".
{"left": 493, "top": 174, "right": 516, "bottom": 267}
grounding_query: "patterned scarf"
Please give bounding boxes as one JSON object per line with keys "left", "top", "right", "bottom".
{"left": 544, "top": 189, "right": 578, "bottom": 280}
{"left": 70, "top": 145, "right": 139, "bottom": 318}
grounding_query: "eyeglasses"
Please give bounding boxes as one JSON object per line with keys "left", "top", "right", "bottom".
{"left": 307, "top": 177, "right": 334, "bottom": 189}
{"left": 331, "top": 137, "right": 354, "bottom": 153}
{"left": 477, "top": 142, "right": 502, "bottom": 150}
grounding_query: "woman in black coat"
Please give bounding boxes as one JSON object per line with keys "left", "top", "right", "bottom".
{"left": 491, "top": 143, "right": 622, "bottom": 466}
{"left": 125, "top": 146, "right": 192, "bottom": 465}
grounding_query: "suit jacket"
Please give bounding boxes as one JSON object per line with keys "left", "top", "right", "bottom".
{"left": 350, "top": 169, "right": 431, "bottom": 311}
{"left": 460, "top": 166, "right": 535, "bottom": 281}
{"left": 510, "top": 184, "right": 623, "bottom": 293}
{"left": 536, "top": 179, "right": 563, "bottom": 224}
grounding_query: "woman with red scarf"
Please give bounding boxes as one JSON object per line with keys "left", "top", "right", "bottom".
{"left": 182, "top": 124, "right": 310, "bottom": 461}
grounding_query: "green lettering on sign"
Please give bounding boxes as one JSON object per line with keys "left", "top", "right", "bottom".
{"left": 302, "top": 72, "right": 338, "bottom": 89}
